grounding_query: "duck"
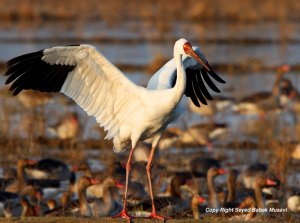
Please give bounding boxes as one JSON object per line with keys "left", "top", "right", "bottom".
{"left": 5, "top": 159, "right": 36, "bottom": 193}
{"left": 0, "top": 191, "right": 19, "bottom": 217}
{"left": 287, "top": 187, "right": 300, "bottom": 212}
{"left": 223, "top": 169, "right": 240, "bottom": 208}
{"left": 20, "top": 197, "right": 38, "bottom": 217}
{"left": 191, "top": 194, "right": 206, "bottom": 219}
{"left": 159, "top": 123, "right": 228, "bottom": 150}
{"left": 44, "top": 191, "right": 75, "bottom": 216}
{"left": 105, "top": 161, "right": 126, "bottom": 183}
{"left": 41, "top": 171, "right": 78, "bottom": 216}
{"left": 188, "top": 95, "right": 235, "bottom": 118}
{"left": 231, "top": 196, "right": 257, "bottom": 220}
{"left": 3, "top": 185, "right": 43, "bottom": 217}
{"left": 242, "top": 162, "right": 268, "bottom": 188}
{"left": 44, "top": 176, "right": 98, "bottom": 217}
{"left": 0, "top": 178, "right": 14, "bottom": 191}
{"left": 232, "top": 65, "right": 291, "bottom": 115}
{"left": 78, "top": 176, "right": 123, "bottom": 217}
{"left": 91, "top": 176, "right": 124, "bottom": 217}
{"left": 78, "top": 176, "right": 98, "bottom": 216}
{"left": 44, "top": 170, "right": 78, "bottom": 215}
{"left": 251, "top": 176, "right": 277, "bottom": 209}
{"left": 166, "top": 158, "right": 223, "bottom": 194}
{"left": 86, "top": 161, "right": 126, "bottom": 198}
{"left": 129, "top": 173, "right": 195, "bottom": 217}
{"left": 291, "top": 143, "right": 300, "bottom": 160}
{"left": 25, "top": 158, "right": 71, "bottom": 181}
{"left": 17, "top": 90, "right": 53, "bottom": 109}
{"left": 129, "top": 161, "right": 166, "bottom": 197}
{"left": 3, "top": 158, "right": 73, "bottom": 216}
{"left": 190, "top": 157, "right": 221, "bottom": 177}
{"left": 47, "top": 112, "right": 80, "bottom": 141}
{"left": 232, "top": 195, "right": 279, "bottom": 221}
{"left": 46, "top": 199, "right": 57, "bottom": 211}
{"left": 207, "top": 167, "right": 227, "bottom": 209}
{"left": 242, "top": 163, "right": 280, "bottom": 190}
{"left": 227, "top": 176, "right": 277, "bottom": 220}
{"left": 278, "top": 77, "right": 300, "bottom": 112}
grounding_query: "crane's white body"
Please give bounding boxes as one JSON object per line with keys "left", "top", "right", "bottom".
{"left": 147, "top": 46, "right": 201, "bottom": 90}
{"left": 4, "top": 38, "right": 224, "bottom": 221}
{"left": 147, "top": 46, "right": 204, "bottom": 125}
{"left": 4, "top": 38, "right": 218, "bottom": 157}
{"left": 41, "top": 40, "right": 190, "bottom": 152}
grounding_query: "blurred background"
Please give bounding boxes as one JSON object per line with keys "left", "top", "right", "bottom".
{"left": 0, "top": 0, "right": 300, "bottom": 219}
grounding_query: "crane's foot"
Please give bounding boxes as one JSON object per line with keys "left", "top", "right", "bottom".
{"left": 146, "top": 211, "right": 172, "bottom": 221}
{"left": 112, "top": 208, "right": 132, "bottom": 222}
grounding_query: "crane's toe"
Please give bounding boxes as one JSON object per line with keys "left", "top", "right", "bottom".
{"left": 146, "top": 211, "right": 172, "bottom": 221}
{"left": 112, "top": 208, "right": 133, "bottom": 222}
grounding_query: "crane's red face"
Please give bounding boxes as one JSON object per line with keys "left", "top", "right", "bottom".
{"left": 183, "top": 42, "right": 210, "bottom": 71}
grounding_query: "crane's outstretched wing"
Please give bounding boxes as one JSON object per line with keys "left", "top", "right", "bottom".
{"left": 4, "top": 44, "right": 143, "bottom": 140}
{"left": 183, "top": 60, "right": 225, "bottom": 107}
{"left": 148, "top": 47, "right": 225, "bottom": 107}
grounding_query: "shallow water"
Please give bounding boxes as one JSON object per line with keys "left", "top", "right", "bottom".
{"left": 0, "top": 20, "right": 299, "bottom": 191}
{"left": 1, "top": 41, "right": 300, "bottom": 67}
{"left": 0, "top": 21, "right": 300, "bottom": 67}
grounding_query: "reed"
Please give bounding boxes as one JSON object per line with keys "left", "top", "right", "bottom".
{"left": 0, "top": 0, "right": 298, "bottom": 27}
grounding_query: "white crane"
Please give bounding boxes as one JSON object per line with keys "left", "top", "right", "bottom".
{"left": 3, "top": 38, "right": 225, "bottom": 221}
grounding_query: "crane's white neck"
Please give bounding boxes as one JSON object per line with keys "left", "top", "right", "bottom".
{"left": 172, "top": 46, "right": 187, "bottom": 104}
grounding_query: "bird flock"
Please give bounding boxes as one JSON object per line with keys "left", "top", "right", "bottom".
{"left": 0, "top": 38, "right": 299, "bottom": 222}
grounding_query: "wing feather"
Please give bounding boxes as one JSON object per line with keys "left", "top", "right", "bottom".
{"left": 148, "top": 47, "right": 225, "bottom": 107}
{"left": 200, "top": 69, "right": 221, "bottom": 93}
{"left": 195, "top": 72, "right": 213, "bottom": 100}
{"left": 191, "top": 74, "right": 207, "bottom": 105}
{"left": 4, "top": 44, "right": 144, "bottom": 141}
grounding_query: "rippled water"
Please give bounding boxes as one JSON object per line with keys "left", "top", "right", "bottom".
{"left": 0, "top": 21, "right": 299, "bottom": 189}
{"left": 1, "top": 21, "right": 300, "bottom": 96}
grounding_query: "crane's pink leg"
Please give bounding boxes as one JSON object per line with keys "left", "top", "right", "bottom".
{"left": 146, "top": 146, "right": 171, "bottom": 220}
{"left": 112, "top": 147, "right": 135, "bottom": 222}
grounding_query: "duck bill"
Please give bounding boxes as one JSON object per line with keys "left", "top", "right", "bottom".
{"left": 198, "top": 197, "right": 206, "bottom": 203}
{"left": 281, "top": 64, "right": 290, "bottom": 72}
{"left": 266, "top": 179, "right": 277, "bottom": 186}
{"left": 91, "top": 178, "right": 100, "bottom": 185}
{"left": 116, "top": 181, "right": 125, "bottom": 188}
{"left": 218, "top": 168, "right": 227, "bottom": 175}
{"left": 27, "top": 159, "right": 37, "bottom": 165}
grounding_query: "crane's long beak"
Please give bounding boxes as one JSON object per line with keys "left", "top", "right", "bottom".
{"left": 188, "top": 49, "right": 210, "bottom": 71}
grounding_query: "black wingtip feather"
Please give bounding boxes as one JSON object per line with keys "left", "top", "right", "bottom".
{"left": 6, "top": 50, "right": 43, "bottom": 67}
{"left": 183, "top": 61, "right": 226, "bottom": 107}
{"left": 195, "top": 72, "right": 213, "bottom": 100}
{"left": 206, "top": 63, "right": 226, "bottom": 84}
{"left": 184, "top": 75, "right": 201, "bottom": 107}
{"left": 201, "top": 69, "right": 221, "bottom": 93}
{"left": 5, "top": 49, "right": 76, "bottom": 95}
{"left": 191, "top": 74, "right": 207, "bottom": 105}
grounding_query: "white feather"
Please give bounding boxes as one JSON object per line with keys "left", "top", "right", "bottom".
{"left": 42, "top": 45, "right": 146, "bottom": 151}
{"left": 147, "top": 47, "right": 200, "bottom": 90}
